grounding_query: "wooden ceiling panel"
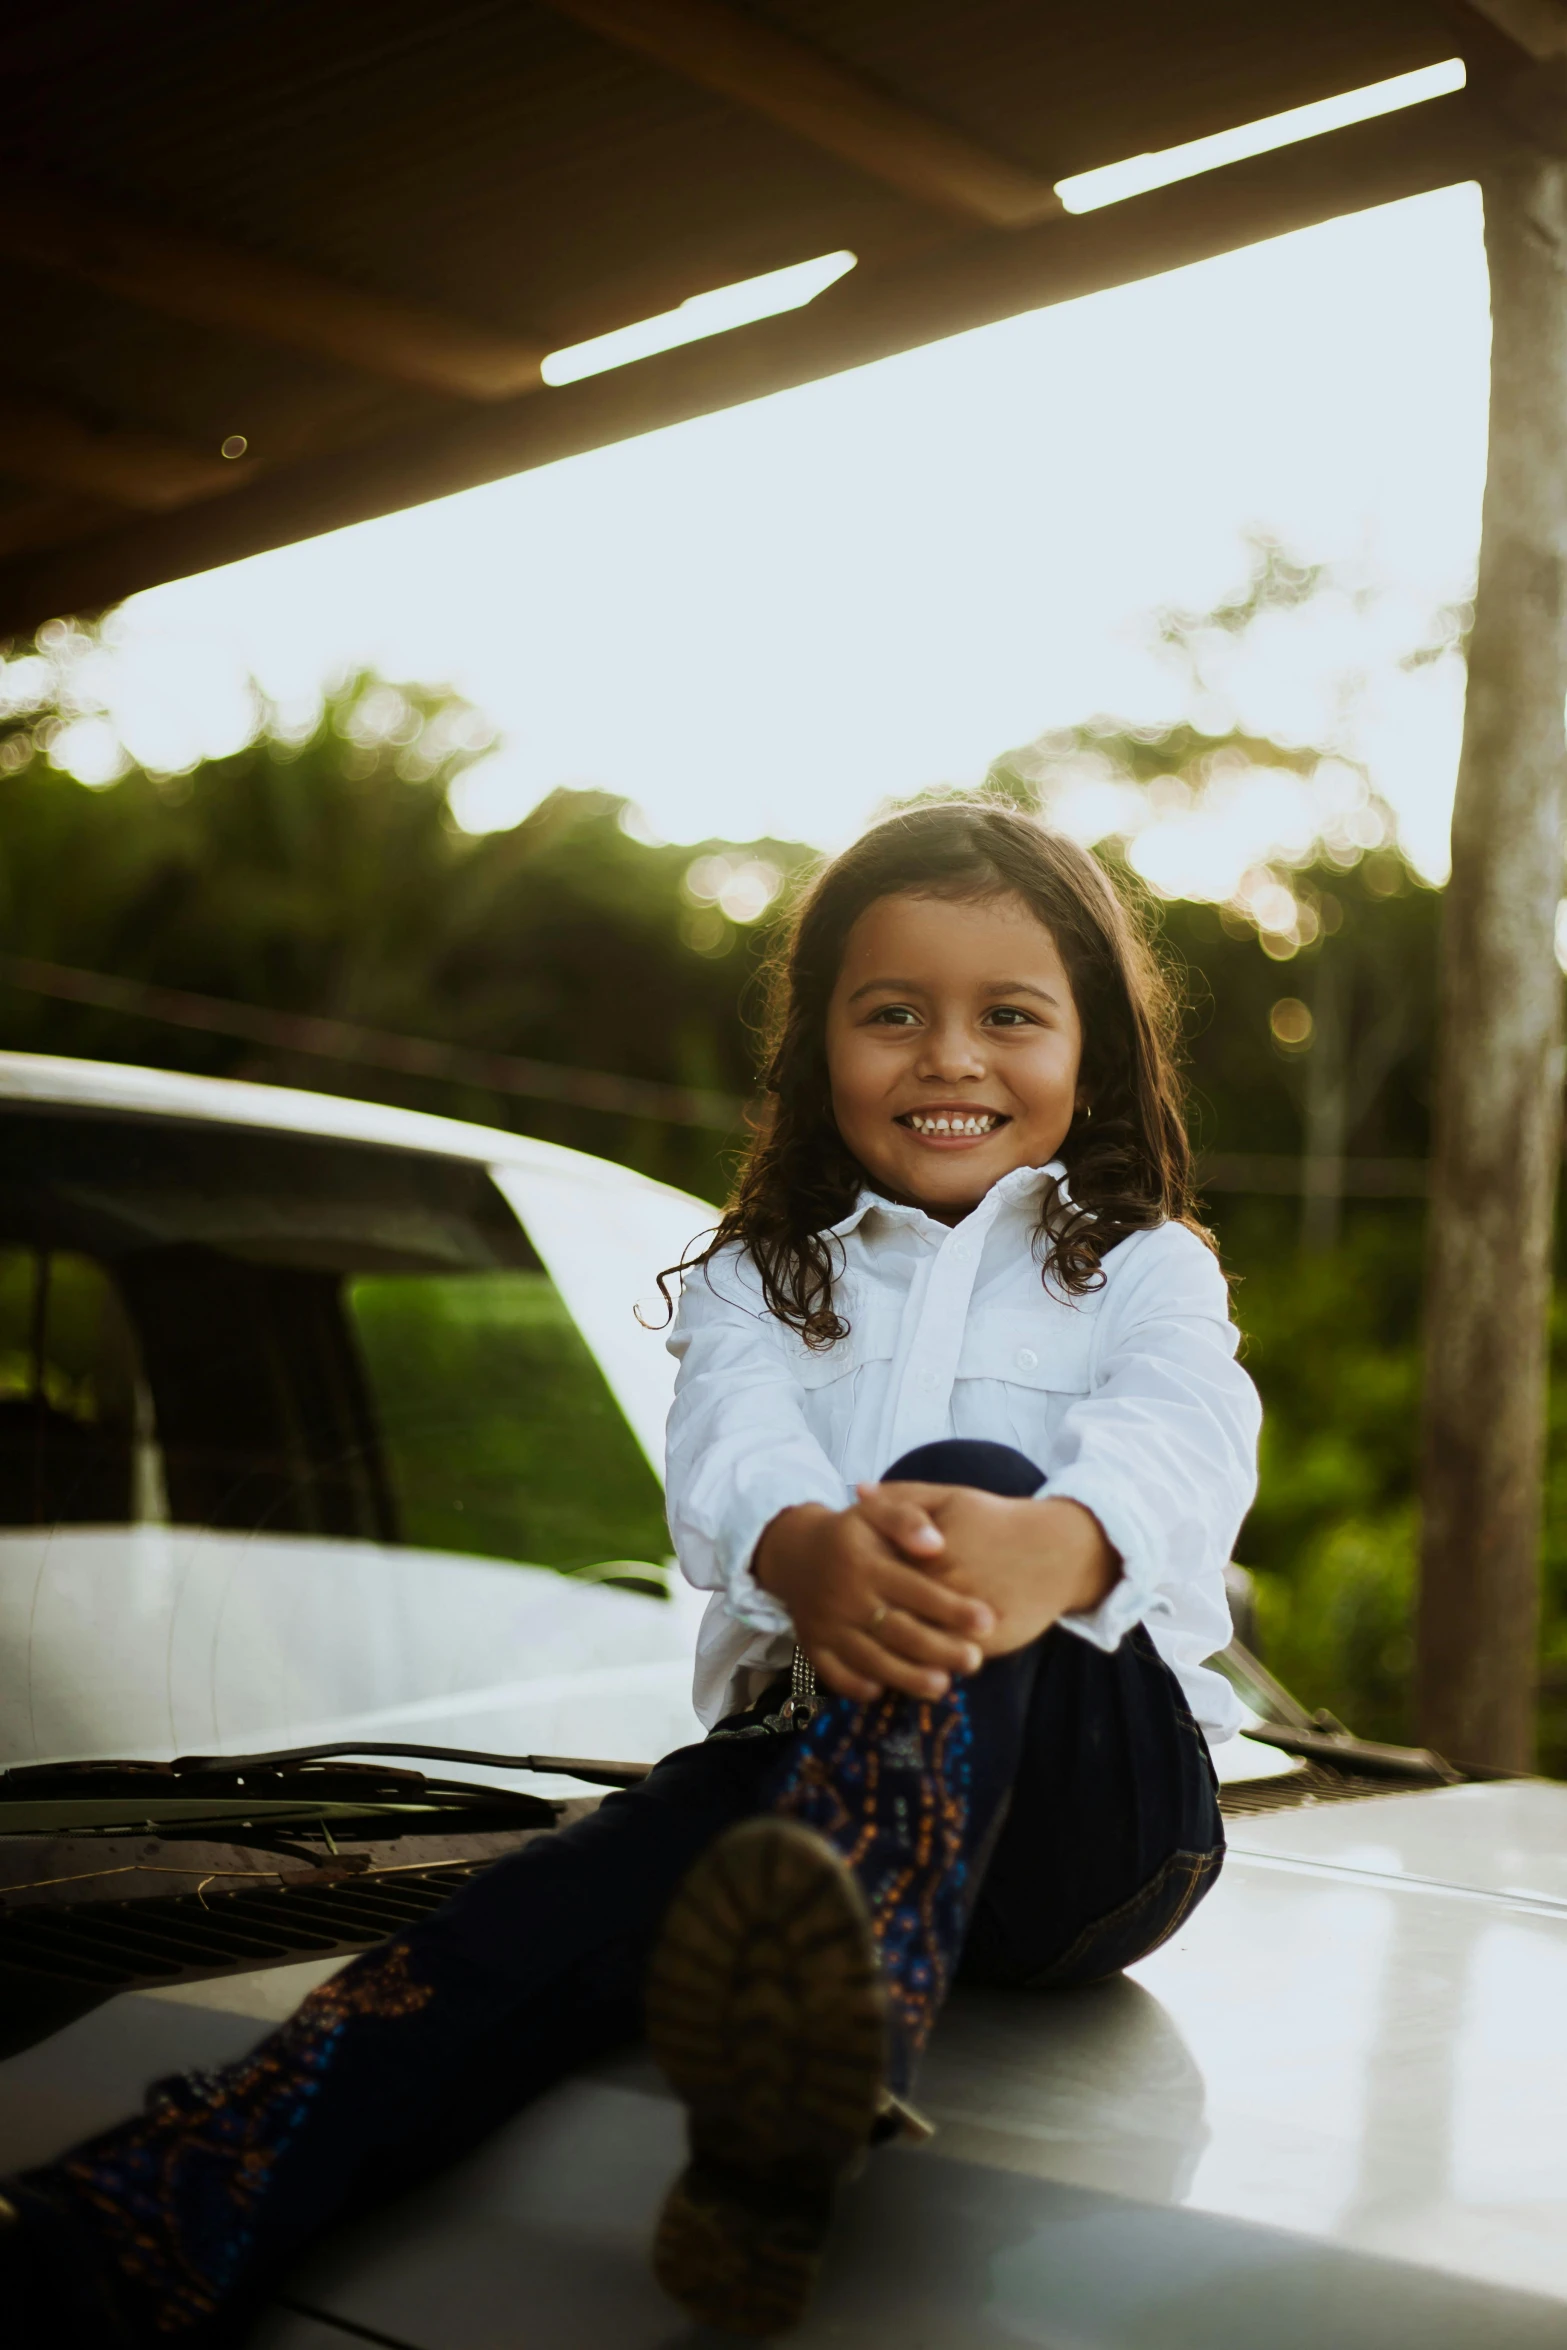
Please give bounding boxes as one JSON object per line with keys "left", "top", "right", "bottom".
{"left": 13, "top": 2, "right": 1463, "bottom": 333}
{"left": 684, "top": 0, "right": 1459, "bottom": 180}
{"left": 0, "top": 258, "right": 428, "bottom": 461}
{"left": 16, "top": 3, "right": 920, "bottom": 346}
{"left": 0, "top": 0, "right": 1496, "bottom": 632}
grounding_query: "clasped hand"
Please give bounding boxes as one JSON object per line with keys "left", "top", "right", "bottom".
{"left": 752, "top": 1481, "right": 1119, "bottom": 1704}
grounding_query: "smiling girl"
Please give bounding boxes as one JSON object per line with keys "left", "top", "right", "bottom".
{"left": 3, "top": 803, "right": 1258, "bottom": 2349}
{"left": 645, "top": 803, "right": 1258, "bottom": 2330}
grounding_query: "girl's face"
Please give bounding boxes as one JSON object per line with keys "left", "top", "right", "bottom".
{"left": 825, "top": 889, "right": 1085, "bottom": 1223}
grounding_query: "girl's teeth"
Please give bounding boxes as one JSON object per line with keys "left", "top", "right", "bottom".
{"left": 909, "top": 1113, "right": 995, "bottom": 1135}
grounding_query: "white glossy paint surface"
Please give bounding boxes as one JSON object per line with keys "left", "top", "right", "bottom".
{"left": 1131, "top": 1857, "right": 1567, "bottom": 2304}
{"left": 6, "top": 1787, "right": 1567, "bottom": 2338}
{"left": 13, "top": 1793, "right": 1567, "bottom": 2345}
{"left": 0, "top": 1528, "right": 705, "bottom": 1784}
{"left": 1209, "top": 1730, "right": 1299, "bottom": 1784}
{"left": 910, "top": 1817, "right": 1567, "bottom": 2308}
{"left": 1225, "top": 1778, "right": 1567, "bottom": 1908}
{"left": 0, "top": 1049, "right": 623, "bottom": 1174}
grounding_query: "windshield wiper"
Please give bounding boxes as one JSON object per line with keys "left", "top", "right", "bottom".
{"left": 2, "top": 1742, "right": 653, "bottom": 1795}
{"left": 172, "top": 1741, "right": 654, "bottom": 1790}
{"left": 1237, "top": 1724, "right": 1461, "bottom": 1784}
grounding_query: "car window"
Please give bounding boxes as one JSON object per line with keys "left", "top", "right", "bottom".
{"left": 0, "top": 1109, "right": 669, "bottom": 1585}
{"left": 0, "top": 1244, "right": 156, "bottom": 1526}
{"left": 348, "top": 1270, "right": 669, "bottom": 1582}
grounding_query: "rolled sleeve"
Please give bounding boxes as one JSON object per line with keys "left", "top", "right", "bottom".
{"left": 1045, "top": 1459, "right": 1173, "bottom": 1652}
{"left": 1043, "top": 1224, "right": 1260, "bottom": 1658}
{"left": 665, "top": 1249, "right": 849, "bottom": 1637}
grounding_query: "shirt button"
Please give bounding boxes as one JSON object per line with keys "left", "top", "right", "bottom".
{"left": 950, "top": 1240, "right": 970, "bottom": 1262}
{"left": 1015, "top": 1347, "right": 1038, "bottom": 1371}
{"left": 917, "top": 1368, "right": 940, "bottom": 1392}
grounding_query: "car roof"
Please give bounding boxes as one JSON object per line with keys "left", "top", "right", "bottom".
{"left": 0, "top": 1049, "right": 684, "bottom": 1201}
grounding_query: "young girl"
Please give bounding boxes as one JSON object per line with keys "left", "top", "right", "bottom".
{"left": 2, "top": 802, "right": 1258, "bottom": 2345}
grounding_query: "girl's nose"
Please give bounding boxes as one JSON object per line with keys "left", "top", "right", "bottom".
{"left": 916, "top": 1024, "right": 986, "bottom": 1082}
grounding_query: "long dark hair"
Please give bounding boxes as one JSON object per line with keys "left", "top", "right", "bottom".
{"left": 668, "top": 801, "right": 1204, "bottom": 1347}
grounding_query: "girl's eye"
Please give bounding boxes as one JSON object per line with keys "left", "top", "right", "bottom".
{"left": 984, "top": 1006, "right": 1037, "bottom": 1028}
{"left": 868, "top": 1004, "right": 920, "bottom": 1026}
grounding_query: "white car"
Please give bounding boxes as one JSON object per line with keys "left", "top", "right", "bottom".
{"left": 0, "top": 1050, "right": 716, "bottom": 1787}
{"left": 2, "top": 1054, "right": 1565, "bottom": 2345}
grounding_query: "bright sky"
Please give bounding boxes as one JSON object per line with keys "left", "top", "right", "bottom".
{"left": 76, "top": 178, "right": 1490, "bottom": 890}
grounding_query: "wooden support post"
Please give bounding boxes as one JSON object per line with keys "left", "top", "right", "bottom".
{"left": 1416, "top": 143, "right": 1567, "bottom": 1771}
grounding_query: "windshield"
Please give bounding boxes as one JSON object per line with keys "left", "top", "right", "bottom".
{"left": 0, "top": 1108, "right": 669, "bottom": 1578}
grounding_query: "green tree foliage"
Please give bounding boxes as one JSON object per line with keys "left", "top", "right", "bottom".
{"left": 1219, "top": 1200, "right": 1426, "bottom": 1741}
{"left": 1162, "top": 861, "right": 1438, "bottom": 1169}
{"left": 0, "top": 650, "right": 813, "bottom": 1202}
{"left": 6, "top": 580, "right": 1564, "bottom": 1766}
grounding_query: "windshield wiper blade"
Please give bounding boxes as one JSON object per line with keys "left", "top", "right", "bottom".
{"left": 169, "top": 1742, "right": 654, "bottom": 1791}
{"left": 0, "top": 1745, "right": 654, "bottom": 1800}
{"left": 1238, "top": 1724, "right": 1461, "bottom": 1783}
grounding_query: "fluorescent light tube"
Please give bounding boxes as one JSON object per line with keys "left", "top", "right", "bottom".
{"left": 543, "top": 251, "right": 858, "bottom": 387}
{"left": 1055, "top": 59, "right": 1467, "bottom": 216}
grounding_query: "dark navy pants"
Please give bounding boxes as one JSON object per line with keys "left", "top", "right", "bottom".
{"left": 11, "top": 1439, "right": 1224, "bottom": 2347}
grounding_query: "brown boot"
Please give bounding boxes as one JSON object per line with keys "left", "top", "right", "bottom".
{"left": 645, "top": 1817, "right": 887, "bottom": 2337}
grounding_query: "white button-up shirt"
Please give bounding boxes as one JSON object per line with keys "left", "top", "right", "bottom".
{"left": 665, "top": 1163, "right": 1260, "bottom": 1741}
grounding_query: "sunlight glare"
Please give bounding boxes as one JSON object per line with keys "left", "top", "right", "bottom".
{"left": 110, "top": 637, "right": 260, "bottom": 774}
{"left": 49, "top": 716, "right": 130, "bottom": 789}
{"left": 1056, "top": 60, "right": 1466, "bottom": 215}
{"left": 542, "top": 253, "right": 858, "bottom": 387}
{"left": 448, "top": 746, "right": 540, "bottom": 834}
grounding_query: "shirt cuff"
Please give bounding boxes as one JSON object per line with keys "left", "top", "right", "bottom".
{"left": 713, "top": 1469, "right": 849, "bottom": 1637}
{"left": 1042, "top": 1463, "right": 1174, "bottom": 1654}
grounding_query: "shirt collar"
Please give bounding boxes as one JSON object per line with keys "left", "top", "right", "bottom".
{"left": 827, "top": 1159, "right": 1068, "bottom": 1243}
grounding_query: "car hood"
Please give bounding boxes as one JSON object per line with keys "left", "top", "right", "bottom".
{"left": 4, "top": 1781, "right": 1567, "bottom": 2348}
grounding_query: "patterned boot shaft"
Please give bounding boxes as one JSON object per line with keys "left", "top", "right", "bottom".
{"left": 766, "top": 1686, "right": 977, "bottom": 2093}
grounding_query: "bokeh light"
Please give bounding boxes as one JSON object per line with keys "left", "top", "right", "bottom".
{"left": 1270, "top": 997, "right": 1315, "bottom": 1048}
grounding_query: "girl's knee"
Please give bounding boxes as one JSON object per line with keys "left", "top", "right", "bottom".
{"left": 881, "top": 1438, "right": 1042, "bottom": 1498}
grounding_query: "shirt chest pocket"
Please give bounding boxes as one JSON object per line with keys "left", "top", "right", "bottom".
{"left": 956, "top": 1307, "right": 1096, "bottom": 1407}
{"left": 782, "top": 1307, "right": 900, "bottom": 1469}
{"left": 782, "top": 1300, "right": 902, "bottom": 1384}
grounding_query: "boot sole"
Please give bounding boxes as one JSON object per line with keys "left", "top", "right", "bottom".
{"left": 645, "top": 1817, "right": 886, "bottom": 2337}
